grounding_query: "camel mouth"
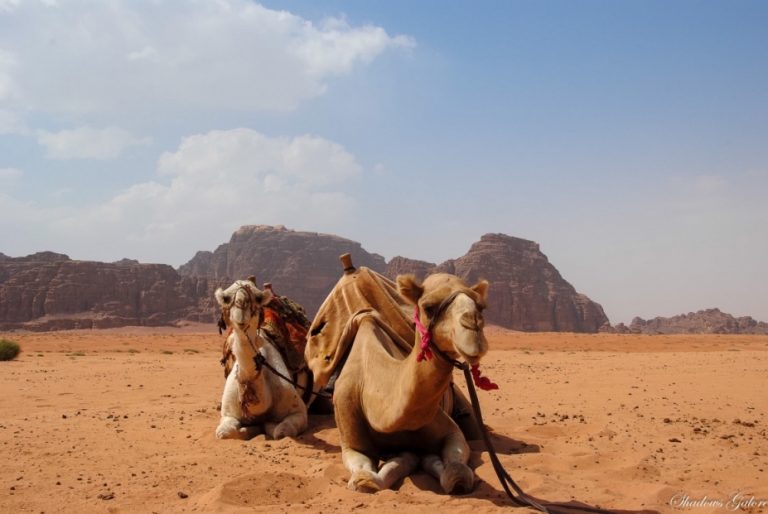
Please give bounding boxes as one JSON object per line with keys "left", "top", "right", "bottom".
{"left": 231, "top": 319, "right": 250, "bottom": 332}
{"left": 456, "top": 348, "right": 483, "bottom": 366}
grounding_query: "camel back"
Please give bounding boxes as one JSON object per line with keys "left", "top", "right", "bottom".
{"left": 305, "top": 266, "right": 415, "bottom": 389}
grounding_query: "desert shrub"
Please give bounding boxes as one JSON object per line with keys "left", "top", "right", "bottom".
{"left": 0, "top": 339, "right": 21, "bottom": 361}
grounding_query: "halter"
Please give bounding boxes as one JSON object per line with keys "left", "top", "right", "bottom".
{"left": 413, "top": 290, "right": 498, "bottom": 391}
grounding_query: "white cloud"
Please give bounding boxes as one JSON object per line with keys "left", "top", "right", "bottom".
{"left": 37, "top": 126, "right": 151, "bottom": 159}
{"left": 0, "top": 1, "right": 413, "bottom": 119}
{"left": 0, "top": 166, "right": 22, "bottom": 182}
{"left": 0, "top": 0, "right": 20, "bottom": 14}
{"left": 37, "top": 129, "right": 361, "bottom": 264}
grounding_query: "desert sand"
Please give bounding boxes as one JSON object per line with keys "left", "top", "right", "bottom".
{"left": 1, "top": 326, "right": 766, "bottom": 513}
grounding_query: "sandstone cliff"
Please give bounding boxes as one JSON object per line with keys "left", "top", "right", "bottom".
{"left": 432, "top": 234, "right": 608, "bottom": 332}
{"left": 382, "top": 236, "right": 608, "bottom": 332}
{"left": 0, "top": 252, "right": 214, "bottom": 331}
{"left": 178, "top": 225, "right": 387, "bottom": 316}
{"left": 384, "top": 256, "right": 436, "bottom": 280}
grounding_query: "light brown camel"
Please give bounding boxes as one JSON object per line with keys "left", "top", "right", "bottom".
{"left": 330, "top": 271, "right": 490, "bottom": 494}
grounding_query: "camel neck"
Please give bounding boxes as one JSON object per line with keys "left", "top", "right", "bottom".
{"left": 382, "top": 334, "right": 454, "bottom": 430}
{"left": 231, "top": 326, "right": 263, "bottom": 383}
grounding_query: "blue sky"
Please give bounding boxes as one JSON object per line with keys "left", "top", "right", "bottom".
{"left": 1, "top": 0, "right": 766, "bottom": 324}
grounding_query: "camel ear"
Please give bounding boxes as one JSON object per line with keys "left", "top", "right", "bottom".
{"left": 256, "top": 287, "right": 273, "bottom": 307}
{"left": 247, "top": 275, "right": 257, "bottom": 285}
{"left": 471, "top": 280, "right": 489, "bottom": 305}
{"left": 397, "top": 274, "right": 424, "bottom": 305}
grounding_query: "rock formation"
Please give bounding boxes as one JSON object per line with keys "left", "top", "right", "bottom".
{"left": 383, "top": 256, "right": 436, "bottom": 280}
{"left": 0, "top": 252, "right": 215, "bottom": 331}
{"left": 1, "top": 228, "right": 613, "bottom": 332}
{"left": 382, "top": 235, "right": 609, "bottom": 332}
{"left": 178, "top": 225, "right": 387, "bottom": 316}
{"left": 627, "top": 308, "right": 768, "bottom": 335}
{"left": 435, "top": 234, "right": 608, "bottom": 332}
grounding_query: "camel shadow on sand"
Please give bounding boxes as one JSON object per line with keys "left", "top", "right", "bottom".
{"left": 293, "top": 414, "right": 341, "bottom": 454}
{"left": 408, "top": 432, "right": 659, "bottom": 514}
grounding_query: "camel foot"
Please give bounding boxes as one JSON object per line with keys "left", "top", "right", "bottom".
{"left": 216, "top": 420, "right": 262, "bottom": 440}
{"left": 215, "top": 420, "right": 240, "bottom": 440}
{"left": 440, "top": 462, "right": 475, "bottom": 495}
{"left": 348, "top": 470, "right": 384, "bottom": 493}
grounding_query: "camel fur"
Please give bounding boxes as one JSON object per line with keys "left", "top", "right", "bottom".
{"left": 214, "top": 279, "right": 308, "bottom": 440}
{"left": 309, "top": 268, "right": 489, "bottom": 494}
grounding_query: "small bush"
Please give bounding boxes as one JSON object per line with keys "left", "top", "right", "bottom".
{"left": 0, "top": 339, "right": 21, "bottom": 361}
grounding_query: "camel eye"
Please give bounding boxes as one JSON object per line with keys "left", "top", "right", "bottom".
{"left": 422, "top": 304, "right": 436, "bottom": 317}
{"left": 222, "top": 295, "right": 231, "bottom": 304}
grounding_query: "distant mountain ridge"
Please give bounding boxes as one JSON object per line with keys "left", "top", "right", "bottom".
{"left": 605, "top": 308, "right": 768, "bottom": 335}
{"left": 4, "top": 225, "right": 760, "bottom": 334}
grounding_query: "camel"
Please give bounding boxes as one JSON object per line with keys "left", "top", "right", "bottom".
{"left": 329, "top": 269, "right": 490, "bottom": 494}
{"left": 214, "top": 278, "right": 308, "bottom": 440}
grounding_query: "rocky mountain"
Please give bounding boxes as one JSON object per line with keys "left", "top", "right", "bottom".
{"left": 0, "top": 252, "right": 215, "bottom": 331}
{"left": 178, "top": 225, "right": 387, "bottom": 316}
{"left": 384, "top": 256, "right": 435, "bottom": 280}
{"left": 613, "top": 308, "right": 768, "bottom": 335}
{"left": 381, "top": 234, "right": 609, "bottom": 332}
{"left": 1, "top": 226, "right": 615, "bottom": 333}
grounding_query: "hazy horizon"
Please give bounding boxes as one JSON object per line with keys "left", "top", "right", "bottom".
{"left": 1, "top": 1, "right": 766, "bottom": 325}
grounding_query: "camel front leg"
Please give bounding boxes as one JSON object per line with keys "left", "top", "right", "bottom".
{"left": 421, "top": 426, "right": 474, "bottom": 494}
{"left": 343, "top": 448, "right": 381, "bottom": 493}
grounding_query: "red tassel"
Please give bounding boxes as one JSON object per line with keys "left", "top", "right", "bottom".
{"left": 413, "top": 307, "right": 433, "bottom": 362}
{"left": 471, "top": 364, "right": 499, "bottom": 391}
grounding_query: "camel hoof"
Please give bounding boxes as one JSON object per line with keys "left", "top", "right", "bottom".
{"left": 440, "top": 462, "right": 475, "bottom": 494}
{"left": 348, "top": 470, "right": 383, "bottom": 493}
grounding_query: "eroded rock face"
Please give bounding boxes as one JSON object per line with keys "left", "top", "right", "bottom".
{"left": 628, "top": 308, "right": 768, "bottom": 334}
{"left": 431, "top": 234, "right": 609, "bottom": 332}
{"left": 384, "top": 235, "right": 609, "bottom": 332}
{"left": 383, "top": 256, "right": 436, "bottom": 280}
{"left": 178, "top": 225, "right": 387, "bottom": 316}
{"left": 0, "top": 253, "right": 215, "bottom": 331}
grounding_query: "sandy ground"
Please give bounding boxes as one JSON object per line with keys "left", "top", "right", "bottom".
{"left": 1, "top": 327, "right": 767, "bottom": 514}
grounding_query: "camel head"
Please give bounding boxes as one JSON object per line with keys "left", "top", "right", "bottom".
{"left": 397, "top": 273, "right": 489, "bottom": 365}
{"left": 214, "top": 277, "right": 273, "bottom": 332}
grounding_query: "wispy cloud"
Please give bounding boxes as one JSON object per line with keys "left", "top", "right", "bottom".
{"left": 0, "top": 0, "right": 413, "bottom": 123}
{"left": 37, "top": 126, "right": 151, "bottom": 160}
{"left": 0, "top": 166, "right": 22, "bottom": 182}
